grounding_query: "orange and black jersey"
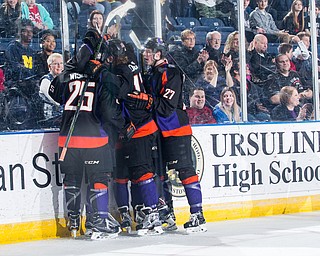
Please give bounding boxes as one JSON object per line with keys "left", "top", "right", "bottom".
{"left": 113, "top": 61, "right": 158, "bottom": 138}
{"left": 49, "top": 70, "right": 125, "bottom": 148}
{"left": 145, "top": 62, "right": 192, "bottom": 137}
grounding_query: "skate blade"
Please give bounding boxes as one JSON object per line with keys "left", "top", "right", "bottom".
{"left": 84, "top": 229, "right": 93, "bottom": 237}
{"left": 70, "top": 229, "right": 78, "bottom": 238}
{"left": 185, "top": 224, "right": 207, "bottom": 234}
{"left": 163, "top": 223, "right": 178, "bottom": 231}
{"left": 137, "top": 226, "right": 164, "bottom": 236}
{"left": 91, "top": 231, "right": 120, "bottom": 240}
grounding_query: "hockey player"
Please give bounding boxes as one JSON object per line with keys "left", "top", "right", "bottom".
{"left": 108, "top": 39, "right": 164, "bottom": 235}
{"left": 49, "top": 29, "right": 134, "bottom": 240}
{"left": 126, "top": 37, "right": 207, "bottom": 233}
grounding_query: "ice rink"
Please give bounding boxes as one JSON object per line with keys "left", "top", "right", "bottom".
{"left": 2, "top": 211, "right": 320, "bottom": 256}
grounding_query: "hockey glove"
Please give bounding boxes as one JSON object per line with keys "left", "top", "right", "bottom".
{"left": 119, "top": 121, "right": 136, "bottom": 142}
{"left": 84, "top": 60, "right": 103, "bottom": 78}
{"left": 126, "top": 91, "right": 153, "bottom": 110}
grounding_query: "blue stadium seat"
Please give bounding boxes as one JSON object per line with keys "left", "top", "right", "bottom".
{"left": 195, "top": 31, "right": 207, "bottom": 46}
{"left": 175, "top": 17, "right": 201, "bottom": 29}
{"left": 268, "top": 43, "right": 280, "bottom": 57}
{"left": 199, "top": 17, "right": 225, "bottom": 30}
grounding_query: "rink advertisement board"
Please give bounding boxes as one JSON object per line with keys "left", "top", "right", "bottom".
{"left": 1, "top": 122, "right": 320, "bottom": 243}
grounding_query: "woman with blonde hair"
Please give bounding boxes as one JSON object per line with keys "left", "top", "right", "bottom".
{"left": 281, "top": 0, "right": 305, "bottom": 35}
{"left": 223, "top": 31, "right": 239, "bottom": 58}
{"left": 213, "top": 87, "right": 241, "bottom": 123}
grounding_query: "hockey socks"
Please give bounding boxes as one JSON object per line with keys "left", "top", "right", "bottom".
{"left": 114, "top": 179, "right": 129, "bottom": 208}
{"left": 182, "top": 178, "right": 203, "bottom": 214}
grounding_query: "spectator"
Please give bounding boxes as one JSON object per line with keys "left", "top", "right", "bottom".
{"left": 34, "top": 31, "right": 58, "bottom": 79}
{"left": 169, "top": 29, "right": 209, "bottom": 103}
{"left": 203, "top": 31, "right": 222, "bottom": 64}
{"left": 186, "top": 87, "right": 216, "bottom": 125}
{"left": 249, "top": 0, "right": 291, "bottom": 43}
{"left": 195, "top": 60, "right": 226, "bottom": 108}
{"left": 21, "top": 0, "right": 54, "bottom": 34}
{"left": 292, "top": 31, "right": 320, "bottom": 88}
{"left": 39, "top": 52, "right": 63, "bottom": 124}
{"left": 245, "top": 0, "right": 256, "bottom": 42}
{"left": 67, "top": 0, "right": 111, "bottom": 19}
{"left": 223, "top": 31, "right": 239, "bottom": 59}
{"left": 277, "top": 43, "right": 296, "bottom": 71}
{"left": 0, "top": 0, "right": 21, "bottom": 38}
{"left": 4, "top": 19, "right": 44, "bottom": 128}
{"left": 213, "top": 87, "right": 241, "bottom": 123}
{"left": 194, "top": 0, "right": 237, "bottom": 28}
{"left": 229, "top": 60, "right": 271, "bottom": 122}
{"left": 248, "top": 34, "right": 276, "bottom": 83}
{"left": 4, "top": 18, "right": 36, "bottom": 82}
{"left": 281, "top": 0, "right": 306, "bottom": 35}
{"left": 264, "top": 53, "right": 312, "bottom": 111}
{"left": 271, "top": 85, "right": 309, "bottom": 121}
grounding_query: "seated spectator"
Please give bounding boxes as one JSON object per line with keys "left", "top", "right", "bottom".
{"left": 34, "top": 31, "right": 58, "bottom": 79}
{"left": 281, "top": 0, "right": 306, "bottom": 35}
{"left": 67, "top": 0, "right": 111, "bottom": 19}
{"left": 21, "top": 0, "right": 54, "bottom": 34}
{"left": 264, "top": 53, "right": 312, "bottom": 111}
{"left": 87, "top": 9, "right": 118, "bottom": 37}
{"left": 244, "top": 0, "right": 255, "bottom": 42}
{"left": 229, "top": 60, "right": 271, "bottom": 122}
{"left": 223, "top": 31, "right": 239, "bottom": 59}
{"left": 169, "top": 29, "right": 209, "bottom": 103}
{"left": 292, "top": 31, "right": 320, "bottom": 88}
{"left": 213, "top": 87, "right": 241, "bottom": 123}
{"left": 39, "top": 52, "right": 63, "bottom": 124}
{"left": 249, "top": 0, "right": 292, "bottom": 43}
{"left": 4, "top": 19, "right": 44, "bottom": 129}
{"left": 186, "top": 87, "right": 216, "bottom": 125}
{"left": 0, "top": 0, "right": 21, "bottom": 38}
{"left": 194, "top": 0, "right": 237, "bottom": 28}
{"left": 195, "top": 60, "right": 226, "bottom": 108}
{"left": 4, "top": 18, "right": 37, "bottom": 82}
{"left": 203, "top": 31, "right": 222, "bottom": 65}
{"left": 271, "top": 85, "right": 309, "bottom": 121}
{"left": 248, "top": 34, "right": 276, "bottom": 83}
{"left": 278, "top": 43, "right": 296, "bottom": 71}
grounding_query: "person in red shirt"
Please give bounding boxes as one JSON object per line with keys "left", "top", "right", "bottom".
{"left": 186, "top": 88, "right": 216, "bottom": 125}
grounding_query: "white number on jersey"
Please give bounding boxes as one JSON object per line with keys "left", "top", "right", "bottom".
{"left": 65, "top": 80, "right": 95, "bottom": 112}
{"left": 163, "top": 88, "right": 175, "bottom": 100}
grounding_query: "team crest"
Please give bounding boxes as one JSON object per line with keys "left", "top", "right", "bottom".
{"left": 167, "top": 135, "right": 204, "bottom": 197}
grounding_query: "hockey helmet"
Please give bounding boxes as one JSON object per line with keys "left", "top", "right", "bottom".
{"left": 144, "top": 37, "right": 167, "bottom": 59}
{"left": 107, "top": 39, "right": 127, "bottom": 58}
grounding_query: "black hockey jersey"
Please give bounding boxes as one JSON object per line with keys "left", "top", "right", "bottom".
{"left": 49, "top": 70, "right": 125, "bottom": 148}
{"left": 114, "top": 61, "right": 158, "bottom": 138}
{"left": 145, "top": 62, "right": 192, "bottom": 138}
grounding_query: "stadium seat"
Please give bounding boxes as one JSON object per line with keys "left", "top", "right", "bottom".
{"left": 199, "top": 17, "right": 225, "bottom": 30}
{"left": 175, "top": 17, "right": 210, "bottom": 32}
{"left": 268, "top": 43, "right": 280, "bottom": 57}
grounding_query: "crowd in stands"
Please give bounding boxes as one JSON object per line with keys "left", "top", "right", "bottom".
{"left": 0, "top": 0, "right": 320, "bottom": 131}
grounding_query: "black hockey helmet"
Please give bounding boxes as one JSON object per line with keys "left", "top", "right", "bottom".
{"left": 107, "top": 39, "right": 126, "bottom": 58}
{"left": 144, "top": 37, "right": 167, "bottom": 59}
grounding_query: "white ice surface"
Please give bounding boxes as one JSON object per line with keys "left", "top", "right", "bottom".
{"left": 2, "top": 211, "right": 320, "bottom": 256}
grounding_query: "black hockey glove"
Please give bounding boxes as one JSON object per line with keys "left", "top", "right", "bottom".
{"left": 84, "top": 60, "right": 104, "bottom": 78}
{"left": 126, "top": 91, "right": 153, "bottom": 110}
{"left": 119, "top": 121, "right": 136, "bottom": 142}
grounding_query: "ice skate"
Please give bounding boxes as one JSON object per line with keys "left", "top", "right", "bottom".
{"left": 118, "top": 206, "right": 133, "bottom": 233}
{"left": 67, "top": 214, "right": 80, "bottom": 238}
{"left": 183, "top": 211, "right": 207, "bottom": 233}
{"left": 134, "top": 205, "right": 145, "bottom": 227}
{"left": 84, "top": 213, "right": 94, "bottom": 237}
{"left": 158, "top": 199, "right": 177, "bottom": 231}
{"left": 136, "top": 207, "right": 164, "bottom": 236}
{"left": 91, "top": 213, "right": 121, "bottom": 240}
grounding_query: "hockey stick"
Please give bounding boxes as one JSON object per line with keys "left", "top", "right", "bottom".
{"left": 59, "top": 1, "right": 136, "bottom": 162}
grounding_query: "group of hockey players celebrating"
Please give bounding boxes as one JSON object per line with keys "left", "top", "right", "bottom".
{"left": 48, "top": 5, "right": 206, "bottom": 240}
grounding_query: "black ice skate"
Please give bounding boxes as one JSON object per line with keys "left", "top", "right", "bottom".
{"left": 84, "top": 213, "right": 94, "bottom": 237}
{"left": 134, "top": 204, "right": 145, "bottom": 226}
{"left": 183, "top": 211, "right": 207, "bottom": 233}
{"left": 136, "top": 207, "right": 164, "bottom": 236}
{"left": 91, "top": 213, "right": 121, "bottom": 240}
{"left": 67, "top": 214, "right": 80, "bottom": 238}
{"left": 158, "top": 199, "right": 177, "bottom": 231}
{"left": 118, "top": 206, "right": 133, "bottom": 233}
